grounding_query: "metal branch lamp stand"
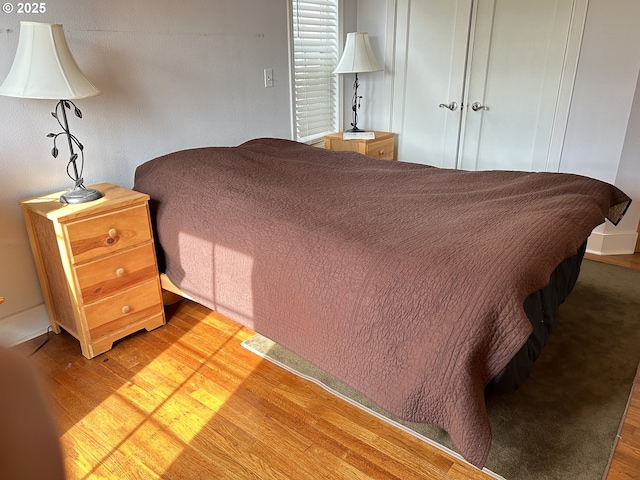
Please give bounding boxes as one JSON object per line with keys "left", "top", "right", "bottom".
{"left": 0, "top": 21, "right": 103, "bottom": 204}
{"left": 48, "top": 99, "right": 103, "bottom": 203}
{"left": 333, "top": 32, "right": 383, "bottom": 132}
{"left": 349, "top": 73, "right": 363, "bottom": 132}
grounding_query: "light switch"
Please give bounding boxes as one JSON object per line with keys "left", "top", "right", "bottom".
{"left": 264, "top": 68, "right": 274, "bottom": 88}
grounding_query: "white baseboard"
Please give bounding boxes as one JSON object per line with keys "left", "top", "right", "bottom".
{"left": 0, "top": 304, "right": 50, "bottom": 347}
{"left": 586, "top": 230, "right": 638, "bottom": 256}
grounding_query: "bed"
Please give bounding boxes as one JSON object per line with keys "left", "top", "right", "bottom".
{"left": 133, "top": 138, "right": 630, "bottom": 468}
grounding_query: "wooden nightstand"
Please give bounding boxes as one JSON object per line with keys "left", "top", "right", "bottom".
{"left": 324, "top": 131, "right": 396, "bottom": 160}
{"left": 20, "top": 183, "right": 165, "bottom": 358}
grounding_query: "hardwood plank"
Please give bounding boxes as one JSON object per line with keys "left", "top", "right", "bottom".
{"left": 585, "top": 252, "right": 640, "bottom": 270}
{"left": 606, "top": 367, "right": 640, "bottom": 480}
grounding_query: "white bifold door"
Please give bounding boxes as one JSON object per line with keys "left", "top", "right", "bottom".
{"left": 391, "top": 0, "right": 587, "bottom": 171}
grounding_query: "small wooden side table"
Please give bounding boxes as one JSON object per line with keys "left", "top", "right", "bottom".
{"left": 324, "top": 131, "right": 396, "bottom": 160}
{"left": 20, "top": 183, "right": 165, "bottom": 358}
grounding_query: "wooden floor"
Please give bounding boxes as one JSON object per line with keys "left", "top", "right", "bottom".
{"left": 584, "top": 251, "right": 640, "bottom": 270}
{"left": 20, "top": 303, "right": 489, "bottom": 479}
{"left": 14, "top": 251, "right": 639, "bottom": 479}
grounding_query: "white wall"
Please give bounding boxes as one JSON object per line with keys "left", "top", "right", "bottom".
{"left": 559, "top": 0, "right": 640, "bottom": 254}
{"left": 615, "top": 74, "right": 640, "bottom": 235}
{"left": 0, "top": 0, "right": 292, "bottom": 344}
{"left": 342, "top": 0, "right": 388, "bottom": 132}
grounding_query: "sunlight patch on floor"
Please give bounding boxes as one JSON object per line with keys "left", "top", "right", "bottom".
{"left": 60, "top": 321, "right": 259, "bottom": 479}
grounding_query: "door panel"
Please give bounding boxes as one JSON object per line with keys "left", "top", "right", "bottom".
{"left": 459, "top": 0, "right": 574, "bottom": 171}
{"left": 392, "top": 0, "right": 472, "bottom": 167}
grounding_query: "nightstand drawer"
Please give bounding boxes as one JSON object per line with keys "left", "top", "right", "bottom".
{"left": 66, "top": 204, "right": 151, "bottom": 264}
{"left": 85, "top": 280, "right": 162, "bottom": 339}
{"left": 366, "top": 138, "right": 395, "bottom": 160}
{"left": 75, "top": 243, "right": 159, "bottom": 304}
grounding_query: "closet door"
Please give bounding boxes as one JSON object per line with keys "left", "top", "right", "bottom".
{"left": 458, "top": 0, "right": 575, "bottom": 171}
{"left": 391, "top": 0, "right": 472, "bottom": 169}
{"left": 391, "top": 0, "right": 585, "bottom": 171}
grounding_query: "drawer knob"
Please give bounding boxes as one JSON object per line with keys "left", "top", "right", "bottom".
{"left": 108, "top": 228, "right": 118, "bottom": 238}
{"left": 379, "top": 149, "right": 385, "bottom": 155}
{"left": 116, "top": 267, "right": 125, "bottom": 277}
{"left": 122, "top": 305, "right": 131, "bottom": 314}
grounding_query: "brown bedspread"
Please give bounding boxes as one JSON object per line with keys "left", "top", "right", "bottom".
{"left": 133, "top": 138, "right": 630, "bottom": 467}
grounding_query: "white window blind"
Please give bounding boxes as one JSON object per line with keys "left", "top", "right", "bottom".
{"left": 291, "top": 0, "right": 339, "bottom": 143}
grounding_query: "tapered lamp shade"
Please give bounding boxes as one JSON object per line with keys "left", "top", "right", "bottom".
{"left": 0, "top": 21, "right": 103, "bottom": 204}
{"left": 333, "top": 32, "right": 382, "bottom": 132}
{"left": 0, "top": 21, "right": 101, "bottom": 99}
{"left": 333, "top": 32, "right": 382, "bottom": 75}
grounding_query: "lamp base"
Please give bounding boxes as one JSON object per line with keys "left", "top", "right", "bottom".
{"left": 346, "top": 126, "right": 366, "bottom": 133}
{"left": 60, "top": 187, "right": 103, "bottom": 204}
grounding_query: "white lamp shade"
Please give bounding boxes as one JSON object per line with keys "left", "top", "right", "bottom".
{"left": 333, "top": 32, "right": 383, "bottom": 74}
{"left": 0, "top": 21, "right": 101, "bottom": 100}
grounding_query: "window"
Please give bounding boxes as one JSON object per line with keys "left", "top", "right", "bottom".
{"left": 291, "top": 0, "right": 340, "bottom": 143}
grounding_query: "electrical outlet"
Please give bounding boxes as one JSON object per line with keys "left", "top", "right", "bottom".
{"left": 264, "top": 68, "right": 274, "bottom": 88}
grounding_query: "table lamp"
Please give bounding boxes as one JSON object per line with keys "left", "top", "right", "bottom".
{"left": 0, "top": 21, "right": 102, "bottom": 204}
{"left": 333, "top": 32, "right": 383, "bottom": 132}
